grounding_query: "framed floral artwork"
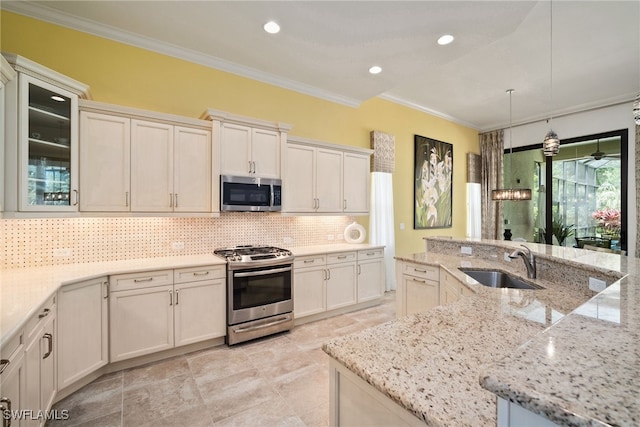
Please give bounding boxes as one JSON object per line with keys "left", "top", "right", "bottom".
{"left": 414, "top": 135, "right": 453, "bottom": 229}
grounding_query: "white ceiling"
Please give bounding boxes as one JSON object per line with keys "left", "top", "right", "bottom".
{"left": 4, "top": 1, "right": 639, "bottom": 131}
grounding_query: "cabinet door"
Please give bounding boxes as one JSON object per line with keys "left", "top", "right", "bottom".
{"left": 357, "top": 259, "right": 384, "bottom": 302}
{"left": 220, "top": 123, "right": 252, "bottom": 176}
{"left": 173, "top": 126, "right": 211, "bottom": 212}
{"left": 284, "top": 143, "right": 316, "bottom": 212}
{"left": 19, "top": 74, "right": 79, "bottom": 212}
{"left": 109, "top": 285, "right": 174, "bottom": 362}
{"left": 440, "top": 270, "right": 461, "bottom": 306}
{"left": 57, "top": 278, "right": 108, "bottom": 390}
{"left": 0, "top": 351, "right": 25, "bottom": 427}
{"left": 316, "top": 148, "right": 343, "bottom": 212}
{"left": 293, "top": 267, "right": 326, "bottom": 318}
{"left": 174, "top": 279, "right": 226, "bottom": 346}
{"left": 130, "top": 120, "right": 174, "bottom": 211}
{"left": 79, "top": 112, "right": 130, "bottom": 211}
{"left": 343, "top": 152, "right": 370, "bottom": 214}
{"left": 251, "top": 128, "right": 280, "bottom": 178}
{"left": 326, "top": 263, "right": 356, "bottom": 311}
{"left": 405, "top": 276, "right": 439, "bottom": 315}
{"left": 24, "top": 313, "right": 55, "bottom": 427}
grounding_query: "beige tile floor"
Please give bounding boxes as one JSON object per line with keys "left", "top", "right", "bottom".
{"left": 47, "top": 292, "right": 396, "bottom": 427}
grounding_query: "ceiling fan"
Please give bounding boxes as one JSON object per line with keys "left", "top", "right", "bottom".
{"left": 590, "top": 139, "right": 620, "bottom": 161}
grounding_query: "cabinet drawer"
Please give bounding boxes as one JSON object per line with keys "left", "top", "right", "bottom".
{"left": 110, "top": 269, "right": 173, "bottom": 292}
{"left": 294, "top": 254, "right": 327, "bottom": 269}
{"left": 357, "top": 248, "right": 384, "bottom": 260}
{"left": 401, "top": 262, "right": 439, "bottom": 281}
{"left": 174, "top": 265, "right": 225, "bottom": 284}
{"left": 24, "top": 294, "right": 56, "bottom": 342}
{"left": 327, "top": 252, "right": 356, "bottom": 265}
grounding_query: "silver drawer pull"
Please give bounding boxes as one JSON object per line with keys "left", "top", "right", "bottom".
{"left": 134, "top": 277, "right": 154, "bottom": 283}
{"left": 233, "top": 315, "right": 291, "bottom": 334}
{"left": 193, "top": 271, "right": 210, "bottom": 276}
{"left": 38, "top": 308, "right": 50, "bottom": 319}
{"left": 413, "top": 268, "right": 427, "bottom": 273}
{"left": 412, "top": 278, "right": 427, "bottom": 284}
{"left": 0, "top": 359, "right": 9, "bottom": 375}
{"left": 337, "top": 255, "right": 348, "bottom": 259}
{"left": 304, "top": 260, "right": 315, "bottom": 264}
{"left": 366, "top": 252, "right": 376, "bottom": 256}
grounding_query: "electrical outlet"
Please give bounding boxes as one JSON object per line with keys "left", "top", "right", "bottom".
{"left": 53, "top": 248, "right": 71, "bottom": 257}
{"left": 172, "top": 241, "right": 185, "bottom": 250}
{"left": 461, "top": 246, "right": 473, "bottom": 255}
{"left": 588, "top": 277, "right": 606, "bottom": 292}
{"left": 399, "top": 223, "right": 405, "bottom": 230}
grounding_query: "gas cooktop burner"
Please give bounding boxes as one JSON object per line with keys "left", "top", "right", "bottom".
{"left": 214, "top": 245, "right": 293, "bottom": 267}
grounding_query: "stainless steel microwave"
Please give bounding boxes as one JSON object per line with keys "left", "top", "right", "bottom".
{"left": 220, "top": 175, "right": 282, "bottom": 212}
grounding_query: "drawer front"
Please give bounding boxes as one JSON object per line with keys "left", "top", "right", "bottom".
{"left": 402, "top": 262, "right": 439, "bottom": 281}
{"left": 357, "top": 248, "right": 384, "bottom": 260}
{"left": 294, "top": 254, "right": 327, "bottom": 269}
{"left": 24, "top": 294, "right": 56, "bottom": 341}
{"left": 174, "top": 265, "right": 226, "bottom": 284}
{"left": 110, "top": 269, "right": 173, "bottom": 292}
{"left": 327, "top": 252, "right": 357, "bottom": 265}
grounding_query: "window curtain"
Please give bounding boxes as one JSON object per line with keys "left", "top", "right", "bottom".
{"left": 480, "top": 130, "right": 504, "bottom": 240}
{"left": 466, "top": 153, "right": 482, "bottom": 238}
{"left": 636, "top": 124, "right": 640, "bottom": 258}
{"left": 369, "top": 131, "right": 396, "bottom": 291}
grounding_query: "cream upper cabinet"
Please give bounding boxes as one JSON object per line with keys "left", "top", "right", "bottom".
{"left": 173, "top": 126, "right": 212, "bottom": 212}
{"left": 219, "top": 123, "right": 280, "bottom": 178}
{"left": 283, "top": 136, "right": 372, "bottom": 215}
{"left": 79, "top": 101, "right": 212, "bottom": 213}
{"left": 80, "top": 111, "right": 130, "bottom": 211}
{"left": 3, "top": 54, "right": 90, "bottom": 215}
{"left": 202, "top": 109, "right": 291, "bottom": 182}
{"left": 131, "top": 119, "right": 174, "bottom": 212}
{"left": 343, "top": 152, "right": 371, "bottom": 214}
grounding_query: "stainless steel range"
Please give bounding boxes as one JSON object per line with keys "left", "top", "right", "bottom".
{"left": 214, "top": 245, "right": 294, "bottom": 345}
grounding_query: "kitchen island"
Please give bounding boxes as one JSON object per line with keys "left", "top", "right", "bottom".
{"left": 323, "top": 238, "right": 637, "bottom": 426}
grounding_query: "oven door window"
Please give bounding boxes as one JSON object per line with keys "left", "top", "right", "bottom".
{"left": 233, "top": 266, "right": 292, "bottom": 310}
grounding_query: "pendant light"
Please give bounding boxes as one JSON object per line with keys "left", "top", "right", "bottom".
{"left": 542, "top": 0, "right": 560, "bottom": 156}
{"left": 492, "top": 89, "right": 532, "bottom": 201}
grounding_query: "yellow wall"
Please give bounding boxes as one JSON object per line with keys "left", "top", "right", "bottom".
{"left": 1, "top": 11, "right": 479, "bottom": 256}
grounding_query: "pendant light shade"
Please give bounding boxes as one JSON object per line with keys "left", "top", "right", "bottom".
{"left": 491, "top": 89, "right": 532, "bottom": 202}
{"left": 633, "top": 93, "right": 640, "bottom": 125}
{"left": 543, "top": 130, "right": 560, "bottom": 156}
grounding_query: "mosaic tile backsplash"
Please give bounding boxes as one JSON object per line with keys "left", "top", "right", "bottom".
{"left": 1, "top": 214, "right": 357, "bottom": 269}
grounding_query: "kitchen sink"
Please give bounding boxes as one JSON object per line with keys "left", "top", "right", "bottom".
{"left": 458, "top": 268, "right": 543, "bottom": 290}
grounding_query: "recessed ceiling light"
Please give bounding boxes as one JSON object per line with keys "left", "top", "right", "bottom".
{"left": 369, "top": 66, "right": 382, "bottom": 75}
{"left": 263, "top": 21, "right": 280, "bottom": 34}
{"left": 437, "top": 34, "right": 454, "bottom": 45}
{"left": 50, "top": 95, "right": 65, "bottom": 102}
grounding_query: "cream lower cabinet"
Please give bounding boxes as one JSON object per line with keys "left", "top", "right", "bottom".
{"left": 326, "top": 252, "right": 357, "bottom": 311}
{"left": 0, "top": 349, "right": 25, "bottom": 427}
{"left": 397, "top": 261, "right": 440, "bottom": 316}
{"left": 109, "top": 266, "right": 225, "bottom": 363}
{"left": 357, "top": 248, "right": 385, "bottom": 303}
{"left": 24, "top": 298, "right": 56, "bottom": 427}
{"left": 293, "top": 254, "right": 327, "bottom": 318}
{"left": 57, "top": 277, "right": 109, "bottom": 391}
{"left": 439, "top": 268, "right": 473, "bottom": 306}
{"left": 293, "top": 252, "right": 357, "bottom": 319}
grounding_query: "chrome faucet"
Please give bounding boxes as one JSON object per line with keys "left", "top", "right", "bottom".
{"left": 509, "top": 245, "right": 537, "bottom": 279}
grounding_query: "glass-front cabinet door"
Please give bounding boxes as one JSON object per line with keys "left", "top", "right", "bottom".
{"left": 19, "top": 74, "right": 79, "bottom": 211}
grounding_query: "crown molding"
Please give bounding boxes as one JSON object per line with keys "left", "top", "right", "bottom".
{"left": 2, "top": 1, "right": 362, "bottom": 108}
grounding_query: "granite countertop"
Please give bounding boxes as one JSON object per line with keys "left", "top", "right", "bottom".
{"left": 323, "top": 239, "right": 638, "bottom": 426}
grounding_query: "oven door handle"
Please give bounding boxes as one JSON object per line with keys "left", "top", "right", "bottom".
{"left": 232, "top": 315, "right": 292, "bottom": 334}
{"left": 234, "top": 266, "right": 292, "bottom": 278}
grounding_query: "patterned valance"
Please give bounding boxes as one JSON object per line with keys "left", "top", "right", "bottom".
{"left": 370, "top": 130, "right": 395, "bottom": 173}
